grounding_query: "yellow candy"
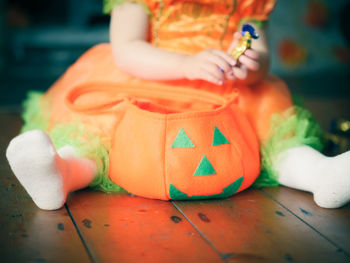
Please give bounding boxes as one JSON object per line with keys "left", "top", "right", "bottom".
{"left": 230, "top": 31, "right": 252, "bottom": 60}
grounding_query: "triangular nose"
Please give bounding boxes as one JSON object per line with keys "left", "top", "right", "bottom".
{"left": 193, "top": 155, "right": 216, "bottom": 176}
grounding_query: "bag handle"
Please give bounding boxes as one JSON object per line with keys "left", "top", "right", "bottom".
{"left": 65, "top": 81, "right": 234, "bottom": 115}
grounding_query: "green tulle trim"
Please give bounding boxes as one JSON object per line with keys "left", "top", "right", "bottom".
{"left": 253, "top": 106, "right": 324, "bottom": 188}
{"left": 21, "top": 92, "right": 124, "bottom": 194}
{"left": 103, "top": 0, "right": 151, "bottom": 15}
{"left": 21, "top": 91, "right": 50, "bottom": 133}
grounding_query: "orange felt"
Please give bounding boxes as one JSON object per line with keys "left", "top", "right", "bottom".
{"left": 62, "top": 72, "right": 262, "bottom": 199}
{"left": 109, "top": 102, "right": 168, "bottom": 199}
{"left": 108, "top": 98, "right": 260, "bottom": 200}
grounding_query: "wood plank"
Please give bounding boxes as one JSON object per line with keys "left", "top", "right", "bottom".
{"left": 0, "top": 112, "right": 92, "bottom": 263}
{"left": 66, "top": 190, "right": 223, "bottom": 262}
{"left": 263, "top": 186, "right": 350, "bottom": 254}
{"left": 173, "top": 188, "right": 349, "bottom": 263}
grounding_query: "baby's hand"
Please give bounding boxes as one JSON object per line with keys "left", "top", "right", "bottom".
{"left": 229, "top": 49, "right": 260, "bottom": 80}
{"left": 182, "top": 49, "right": 237, "bottom": 85}
{"left": 227, "top": 32, "right": 268, "bottom": 84}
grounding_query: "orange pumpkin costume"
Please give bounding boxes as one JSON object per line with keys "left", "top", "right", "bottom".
{"left": 21, "top": 0, "right": 323, "bottom": 200}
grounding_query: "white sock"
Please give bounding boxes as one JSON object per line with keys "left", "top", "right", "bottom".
{"left": 276, "top": 145, "right": 350, "bottom": 209}
{"left": 6, "top": 130, "right": 96, "bottom": 210}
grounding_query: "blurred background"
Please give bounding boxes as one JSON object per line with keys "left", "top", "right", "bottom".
{"left": 0, "top": 0, "right": 110, "bottom": 106}
{"left": 0, "top": 0, "right": 349, "bottom": 152}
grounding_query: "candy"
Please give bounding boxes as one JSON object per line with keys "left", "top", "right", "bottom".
{"left": 231, "top": 24, "right": 259, "bottom": 60}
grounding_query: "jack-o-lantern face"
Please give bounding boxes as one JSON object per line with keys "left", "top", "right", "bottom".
{"left": 109, "top": 102, "right": 260, "bottom": 200}
{"left": 168, "top": 126, "right": 244, "bottom": 200}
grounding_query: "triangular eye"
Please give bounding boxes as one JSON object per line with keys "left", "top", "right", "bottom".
{"left": 171, "top": 128, "right": 195, "bottom": 148}
{"left": 212, "top": 126, "right": 230, "bottom": 146}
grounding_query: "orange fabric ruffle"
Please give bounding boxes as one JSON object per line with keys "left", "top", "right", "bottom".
{"left": 237, "top": 0, "right": 277, "bottom": 21}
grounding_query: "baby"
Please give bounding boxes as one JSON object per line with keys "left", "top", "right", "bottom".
{"left": 6, "top": 0, "right": 350, "bottom": 210}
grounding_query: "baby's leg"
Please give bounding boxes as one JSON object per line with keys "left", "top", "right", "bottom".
{"left": 239, "top": 76, "right": 350, "bottom": 208}
{"left": 276, "top": 146, "right": 350, "bottom": 208}
{"left": 6, "top": 130, "right": 96, "bottom": 210}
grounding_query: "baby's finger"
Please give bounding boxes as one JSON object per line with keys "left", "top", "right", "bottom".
{"left": 200, "top": 72, "right": 223, "bottom": 85}
{"left": 205, "top": 54, "right": 231, "bottom": 73}
{"left": 244, "top": 49, "right": 260, "bottom": 60}
{"left": 233, "top": 66, "right": 248, "bottom": 80}
{"left": 239, "top": 55, "right": 259, "bottom": 71}
{"left": 227, "top": 32, "right": 241, "bottom": 53}
{"left": 201, "top": 63, "right": 225, "bottom": 85}
{"left": 225, "top": 71, "right": 236, "bottom": 80}
{"left": 202, "top": 62, "right": 225, "bottom": 79}
{"left": 234, "top": 31, "right": 241, "bottom": 38}
{"left": 211, "top": 50, "right": 237, "bottom": 67}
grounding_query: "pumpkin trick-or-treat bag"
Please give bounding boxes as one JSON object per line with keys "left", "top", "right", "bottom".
{"left": 65, "top": 81, "right": 261, "bottom": 200}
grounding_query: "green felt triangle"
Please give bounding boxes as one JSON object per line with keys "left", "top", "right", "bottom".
{"left": 193, "top": 155, "right": 216, "bottom": 176}
{"left": 169, "top": 176, "right": 244, "bottom": 200}
{"left": 171, "top": 128, "right": 195, "bottom": 148}
{"left": 212, "top": 126, "right": 230, "bottom": 146}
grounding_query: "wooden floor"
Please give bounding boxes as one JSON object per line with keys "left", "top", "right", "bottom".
{"left": 1, "top": 110, "right": 350, "bottom": 263}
